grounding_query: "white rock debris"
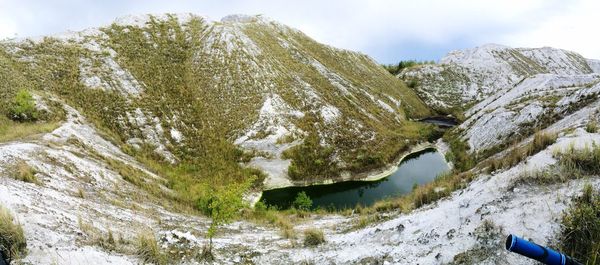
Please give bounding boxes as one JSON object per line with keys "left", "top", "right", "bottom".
{"left": 234, "top": 94, "right": 304, "bottom": 189}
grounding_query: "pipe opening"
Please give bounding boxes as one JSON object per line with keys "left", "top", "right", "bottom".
{"left": 505, "top": 234, "right": 514, "bottom": 251}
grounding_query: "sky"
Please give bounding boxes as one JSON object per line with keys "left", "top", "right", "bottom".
{"left": 0, "top": 0, "right": 598, "bottom": 63}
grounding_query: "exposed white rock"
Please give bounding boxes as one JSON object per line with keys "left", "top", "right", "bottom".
{"left": 79, "top": 50, "right": 145, "bottom": 98}
{"left": 588, "top": 59, "right": 600, "bottom": 73}
{"left": 234, "top": 94, "right": 304, "bottom": 189}
{"left": 462, "top": 74, "right": 600, "bottom": 151}
{"left": 320, "top": 104, "right": 341, "bottom": 123}
{"left": 170, "top": 128, "right": 183, "bottom": 143}
{"left": 125, "top": 108, "right": 177, "bottom": 163}
{"left": 113, "top": 13, "right": 197, "bottom": 27}
{"left": 401, "top": 44, "right": 600, "bottom": 111}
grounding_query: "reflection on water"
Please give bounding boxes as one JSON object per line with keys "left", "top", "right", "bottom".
{"left": 260, "top": 148, "right": 450, "bottom": 210}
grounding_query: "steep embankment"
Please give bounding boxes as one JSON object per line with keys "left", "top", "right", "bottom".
{"left": 1, "top": 14, "right": 433, "bottom": 192}
{"left": 400, "top": 44, "right": 598, "bottom": 113}
{"left": 0, "top": 13, "right": 437, "bottom": 264}
{"left": 401, "top": 44, "right": 600, "bottom": 154}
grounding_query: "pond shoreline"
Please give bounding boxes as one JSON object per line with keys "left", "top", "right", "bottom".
{"left": 247, "top": 140, "right": 451, "bottom": 207}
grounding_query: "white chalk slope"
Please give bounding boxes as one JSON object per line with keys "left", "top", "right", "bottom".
{"left": 1, "top": 18, "right": 599, "bottom": 264}
{"left": 400, "top": 44, "right": 599, "bottom": 112}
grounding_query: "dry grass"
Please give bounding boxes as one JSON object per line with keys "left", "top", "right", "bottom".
{"left": 303, "top": 228, "right": 325, "bottom": 247}
{"left": 528, "top": 131, "right": 557, "bottom": 155}
{"left": 0, "top": 116, "right": 60, "bottom": 143}
{"left": 243, "top": 206, "right": 299, "bottom": 239}
{"left": 136, "top": 231, "right": 165, "bottom": 265}
{"left": 587, "top": 120, "right": 598, "bottom": 133}
{"left": 560, "top": 184, "right": 600, "bottom": 264}
{"left": 11, "top": 160, "right": 41, "bottom": 185}
{"left": 485, "top": 131, "right": 557, "bottom": 173}
{"left": 557, "top": 144, "right": 600, "bottom": 175}
{"left": 510, "top": 144, "right": 600, "bottom": 191}
{"left": 0, "top": 205, "right": 27, "bottom": 263}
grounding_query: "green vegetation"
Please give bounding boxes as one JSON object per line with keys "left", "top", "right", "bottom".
{"left": 0, "top": 205, "right": 27, "bottom": 263}
{"left": 443, "top": 130, "right": 475, "bottom": 172}
{"left": 560, "top": 184, "right": 600, "bottom": 264}
{"left": 284, "top": 133, "right": 337, "bottom": 181}
{"left": 200, "top": 178, "right": 254, "bottom": 260}
{"left": 136, "top": 231, "right": 166, "bottom": 265}
{"left": 382, "top": 60, "right": 436, "bottom": 75}
{"left": 303, "top": 228, "right": 325, "bottom": 246}
{"left": 557, "top": 144, "right": 600, "bottom": 175}
{"left": 292, "top": 192, "right": 313, "bottom": 211}
{"left": 0, "top": 116, "right": 60, "bottom": 143}
{"left": 8, "top": 89, "right": 38, "bottom": 122}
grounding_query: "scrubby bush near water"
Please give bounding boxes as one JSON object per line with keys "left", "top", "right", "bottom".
{"left": 292, "top": 192, "right": 313, "bottom": 211}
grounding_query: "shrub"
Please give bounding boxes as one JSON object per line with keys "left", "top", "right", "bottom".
{"left": 136, "top": 231, "right": 165, "bottom": 265}
{"left": 560, "top": 184, "right": 600, "bottom": 264}
{"left": 292, "top": 192, "right": 312, "bottom": 211}
{"left": 200, "top": 177, "right": 254, "bottom": 260}
{"left": 303, "top": 228, "right": 325, "bottom": 246}
{"left": 443, "top": 131, "right": 475, "bottom": 172}
{"left": 284, "top": 133, "right": 338, "bottom": 181}
{"left": 0, "top": 206, "right": 27, "bottom": 263}
{"left": 382, "top": 60, "right": 435, "bottom": 75}
{"left": 8, "top": 89, "right": 38, "bottom": 122}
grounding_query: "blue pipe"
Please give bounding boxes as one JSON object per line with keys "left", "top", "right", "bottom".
{"left": 505, "top": 234, "right": 582, "bottom": 265}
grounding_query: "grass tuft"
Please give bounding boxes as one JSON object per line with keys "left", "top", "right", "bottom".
{"left": 12, "top": 160, "right": 41, "bottom": 185}
{"left": 528, "top": 131, "right": 557, "bottom": 156}
{"left": 560, "top": 184, "right": 600, "bottom": 264}
{"left": 303, "top": 228, "right": 325, "bottom": 247}
{"left": 557, "top": 144, "right": 600, "bottom": 175}
{"left": 136, "top": 231, "right": 166, "bottom": 265}
{"left": 0, "top": 205, "right": 27, "bottom": 263}
{"left": 586, "top": 120, "right": 598, "bottom": 133}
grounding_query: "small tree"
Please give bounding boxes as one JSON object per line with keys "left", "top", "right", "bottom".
{"left": 8, "top": 89, "right": 38, "bottom": 122}
{"left": 292, "top": 191, "right": 312, "bottom": 211}
{"left": 200, "top": 177, "right": 254, "bottom": 261}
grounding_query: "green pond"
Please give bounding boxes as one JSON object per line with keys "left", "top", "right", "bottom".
{"left": 260, "top": 148, "right": 450, "bottom": 210}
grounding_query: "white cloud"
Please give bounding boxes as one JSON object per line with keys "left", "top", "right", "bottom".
{"left": 0, "top": 0, "right": 597, "bottom": 61}
{"left": 499, "top": 0, "right": 600, "bottom": 59}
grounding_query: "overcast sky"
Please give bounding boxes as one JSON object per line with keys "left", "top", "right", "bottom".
{"left": 0, "top": 0, "right": 598, "bottom": 63}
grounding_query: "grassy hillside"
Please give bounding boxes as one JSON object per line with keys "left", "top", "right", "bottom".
{"left": 0, "top": 14, "right": 433, "bottom": 206}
